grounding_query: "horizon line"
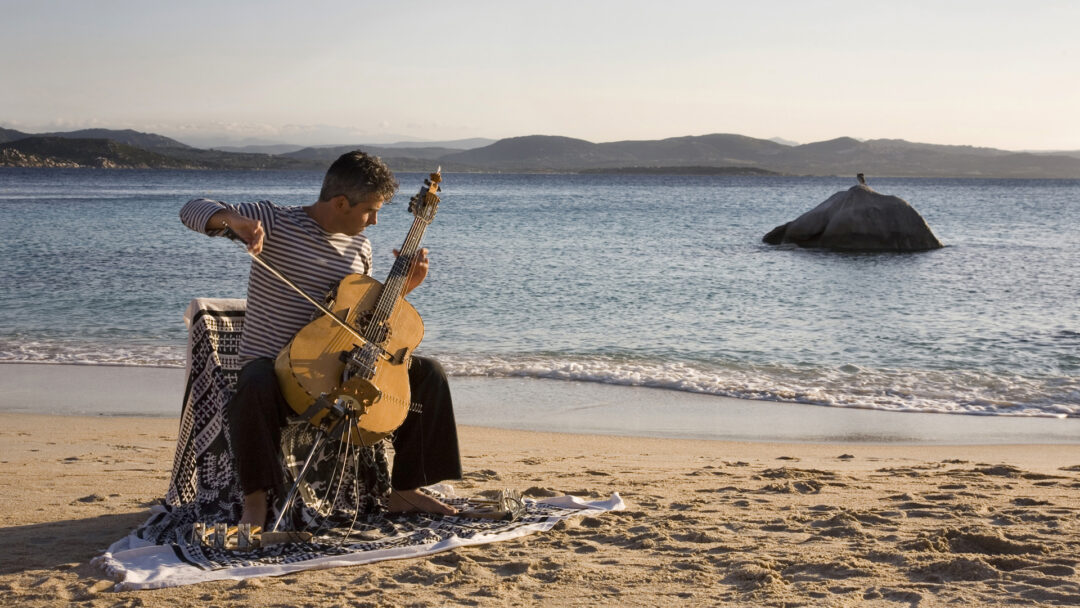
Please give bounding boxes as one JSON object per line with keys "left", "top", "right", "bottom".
{"left": 2, "top": 124, "right": 1078, "bottom": 155}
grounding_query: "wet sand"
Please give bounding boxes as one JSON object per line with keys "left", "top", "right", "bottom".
{"left": 6, "top": 363, "right": 1080, "bottom": 444}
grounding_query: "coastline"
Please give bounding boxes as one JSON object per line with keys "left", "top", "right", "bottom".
{"left": 4, "top": 362, "right": 1079, "bottom": 444}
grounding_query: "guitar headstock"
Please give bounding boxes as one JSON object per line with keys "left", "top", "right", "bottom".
{"left": 408, "top": 167, "right": 441, "bottom": 223}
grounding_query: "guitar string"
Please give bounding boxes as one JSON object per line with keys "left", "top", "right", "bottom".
{"left": 326, "top": 416, "right": 355, "bottom": 528}
{"left": 372, "top": 184, "right": 435, "bottom": 326}
{"left": 304, "top": 418, "right": 338, "bottom": 539}
{"left": 372, "top": 214, "right": 430, "bottom": 323}
{"left": 339, "top": 212, "right": 430, "bottom": 413}
{"left": 337, "top": 447, "right": 364, "bottom": 548}
{"left": 311, "top": 413, "right": 354, "bottom": 539}
{"left": 367, "top": 220, "right": 429, "bottom": 334}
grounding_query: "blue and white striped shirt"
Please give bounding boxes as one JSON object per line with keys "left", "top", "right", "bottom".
{"left": 180, "top": 198, "right": 373, "bottom": 363}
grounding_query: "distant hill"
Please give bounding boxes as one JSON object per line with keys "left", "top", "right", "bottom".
{"left": 442, "top": 133, "right": 792, "bottom": 170}
{"left": 1029, "top": 149, "right": 1080, "bottom": 160}
{"left": 283, "top": 145, "right": 484, "bottom": 172}
{"left": 601, "top": 133, "right": 789, "bottom": 167}
{"left": 0, "top": 126, "right": 1077, "bottom": 177}
{"left": 371, "top": 137, "right": 495, "bottom": 150}
{"left": 0, "top": 127, "right": 31, "bottom": 144}
{"left": 142, "top": 146, "right": 321, "bottom": 170}
{"left": 0, "top": 128, "right": 321, "bottom": 170}
{"left": 444, "top": 135, "right": 609, "bottom": 171}
{"left": 0, "top": 135, "right": 319, "bottom": 170}
{"left": 581, "top": 166, "right": 781, "bottom": 176}
{"left": 441, "top": 134, "right": 1080, "bottom": 178}
{"left": 212, "top": 144, "right": 307, "bottom": 155}
{"left": 769, "top": 138, "right": 1080, "bottom": 178}
{"left": 213, "top": 138, "right": 494, "bottom": 155}
{"left": 769, "top": 137, "right": 800, "bottom": 146}
{"left": 35, "top": 128, "right": 192, "bottom": 152}
{"left": 0, "top": 137, "right": 198, "bottom": 169}
{"left": 286, "top": 145, "right": 464, "bottom": 163}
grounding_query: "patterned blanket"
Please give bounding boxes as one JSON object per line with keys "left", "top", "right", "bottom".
{"left": 94, "top": 299, "right": 623, "bottom": 590}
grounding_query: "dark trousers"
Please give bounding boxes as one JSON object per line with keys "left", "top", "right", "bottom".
{"left": 227, "top": 356, "right": 462, "bottom": 495}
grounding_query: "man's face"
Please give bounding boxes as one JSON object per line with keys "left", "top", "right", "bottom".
{"left": 336, "top": 192, "right": 385, "bottom": 236}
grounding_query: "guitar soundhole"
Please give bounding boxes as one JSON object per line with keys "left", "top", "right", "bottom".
{"left": 356, "top": 312, "right": 391, "bottom": 344}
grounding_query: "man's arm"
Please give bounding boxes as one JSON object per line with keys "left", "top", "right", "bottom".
{"left": 180, "top": 198, "right": 266, "bottom": 254}
{"left": 207, "top": 209, "right": 265, "bottom": 254}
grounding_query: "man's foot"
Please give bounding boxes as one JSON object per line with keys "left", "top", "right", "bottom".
{"left": 239, "top": 490, "right": 268, "bottom": 530}
{"left": 387, "top": 489, "right": 458, "bottom": 515}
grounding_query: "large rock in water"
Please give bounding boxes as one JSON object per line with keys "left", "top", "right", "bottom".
{"left": 763, "top": 183, "right": 943, "bottom": 251}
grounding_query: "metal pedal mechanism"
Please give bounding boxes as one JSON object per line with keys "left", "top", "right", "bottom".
{"left": 191, "top": 522, "right": 313, "bottom": 551}
{"left": 458, "top": 489, "right": 526, "bottom": 521}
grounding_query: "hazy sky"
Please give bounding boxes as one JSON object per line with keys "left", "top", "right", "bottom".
{"left": 2, "top": 0, "right": 1077, "bottom": 149}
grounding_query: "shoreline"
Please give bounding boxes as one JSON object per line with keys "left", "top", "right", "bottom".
{"left": 3, "top": 362, "right": 1079, "bottom": 445}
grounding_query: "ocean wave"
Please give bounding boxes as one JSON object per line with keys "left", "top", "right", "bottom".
{"left": 3, "top": 341, "right": 1076, "bottom": 418}
{"left": 0, "top": 340, "right": 185, "bottom": 368}
{"left": 436, "top": 354, "right": 1080, "bottom": 419}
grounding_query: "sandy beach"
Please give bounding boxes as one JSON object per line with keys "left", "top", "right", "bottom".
{"left": 2, "top": 365, "right": 1080, "bottom": 606}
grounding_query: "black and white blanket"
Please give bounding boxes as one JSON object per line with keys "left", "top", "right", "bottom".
{"left": 94, "top": 299, "right": 623, "bottom": 590}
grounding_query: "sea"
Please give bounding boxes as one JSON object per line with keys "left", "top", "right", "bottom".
{"left": 1, "top": 168, "right": 1077, "bottom": 419}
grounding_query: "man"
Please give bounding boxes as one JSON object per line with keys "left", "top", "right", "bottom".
{"left": 180, "top": 151, "right": 461, "bottom": 529}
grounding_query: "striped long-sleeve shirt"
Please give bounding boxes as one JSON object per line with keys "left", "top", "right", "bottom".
{"left": 180, "top": 198, "right": 373, "bottom": 363}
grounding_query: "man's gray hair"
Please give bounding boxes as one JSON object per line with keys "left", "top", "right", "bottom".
{"left": 320, "top": 150, "right": 399, "bottom": 205}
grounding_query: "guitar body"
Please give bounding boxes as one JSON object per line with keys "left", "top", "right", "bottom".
{"left": 275, "top": 273, "right": 424, "bottom": 445}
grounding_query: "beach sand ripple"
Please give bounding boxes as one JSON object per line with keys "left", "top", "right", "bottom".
{"left": 2, "top": 414, "right": 1079, "bottom": 606}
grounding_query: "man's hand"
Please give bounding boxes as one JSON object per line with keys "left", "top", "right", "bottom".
{"left": 396, "top": 247, "right": 429, "bottom": 295}
{"left": 214, "top": 212, "right": 264, "bottom": 255}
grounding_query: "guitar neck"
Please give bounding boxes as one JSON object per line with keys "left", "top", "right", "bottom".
{"left": 371, "top": 215, "right": 431, "bottom": 323}
{"left": 363, "top": 168, "right": 441, "bottom": 336}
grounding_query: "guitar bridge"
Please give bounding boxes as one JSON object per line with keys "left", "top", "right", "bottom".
{"left": 344, "top": 344, "right": 381, "bottom": 379}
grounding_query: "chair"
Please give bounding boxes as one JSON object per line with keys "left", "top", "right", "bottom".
{"left": 152, "top": 298, "right": 390, "bottom": 543}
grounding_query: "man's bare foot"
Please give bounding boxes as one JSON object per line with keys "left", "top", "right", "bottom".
{"left": 387, "top": 489, "right": 458, "bottom": 515}
{"left": 239, "top": 490, "right": 267, "bottom": 530}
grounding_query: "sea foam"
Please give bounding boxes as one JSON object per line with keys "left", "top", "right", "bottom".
{"left": 2, "top": 342, "right": 1075, "bottom": 418}
{"left": 436, "top": 353, "right": 1079, "bottom": 419}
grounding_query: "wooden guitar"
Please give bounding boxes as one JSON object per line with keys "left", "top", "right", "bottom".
{"left": 274, "top": 169, "right": 442, "bottom": 445}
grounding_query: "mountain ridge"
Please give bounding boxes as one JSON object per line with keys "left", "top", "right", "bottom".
{"left": 1, "top": 127, "right": 1078, "bottom": 178}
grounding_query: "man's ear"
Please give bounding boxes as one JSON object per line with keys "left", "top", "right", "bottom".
{"left": 331, "top": 194, "right": 351, "bottom": 211}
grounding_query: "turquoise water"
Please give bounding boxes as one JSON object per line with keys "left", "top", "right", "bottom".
{"left": 1, "top": 168, "right": 1077, "bottom": 417}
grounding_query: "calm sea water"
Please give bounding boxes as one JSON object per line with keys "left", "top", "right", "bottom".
{"left": 1, "top": 168, "right": 1077, "bottom": 418}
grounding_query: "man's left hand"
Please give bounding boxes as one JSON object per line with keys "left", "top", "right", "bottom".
{"left": 397, "top": 247, "right": 429, "bottom": 295}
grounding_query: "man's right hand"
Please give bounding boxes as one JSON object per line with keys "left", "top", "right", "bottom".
{"left": 215, "top": 212, "right": 264, "bottom": 255}
{"left": 231, "top": 216, "right": 265, "bottom": 255}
